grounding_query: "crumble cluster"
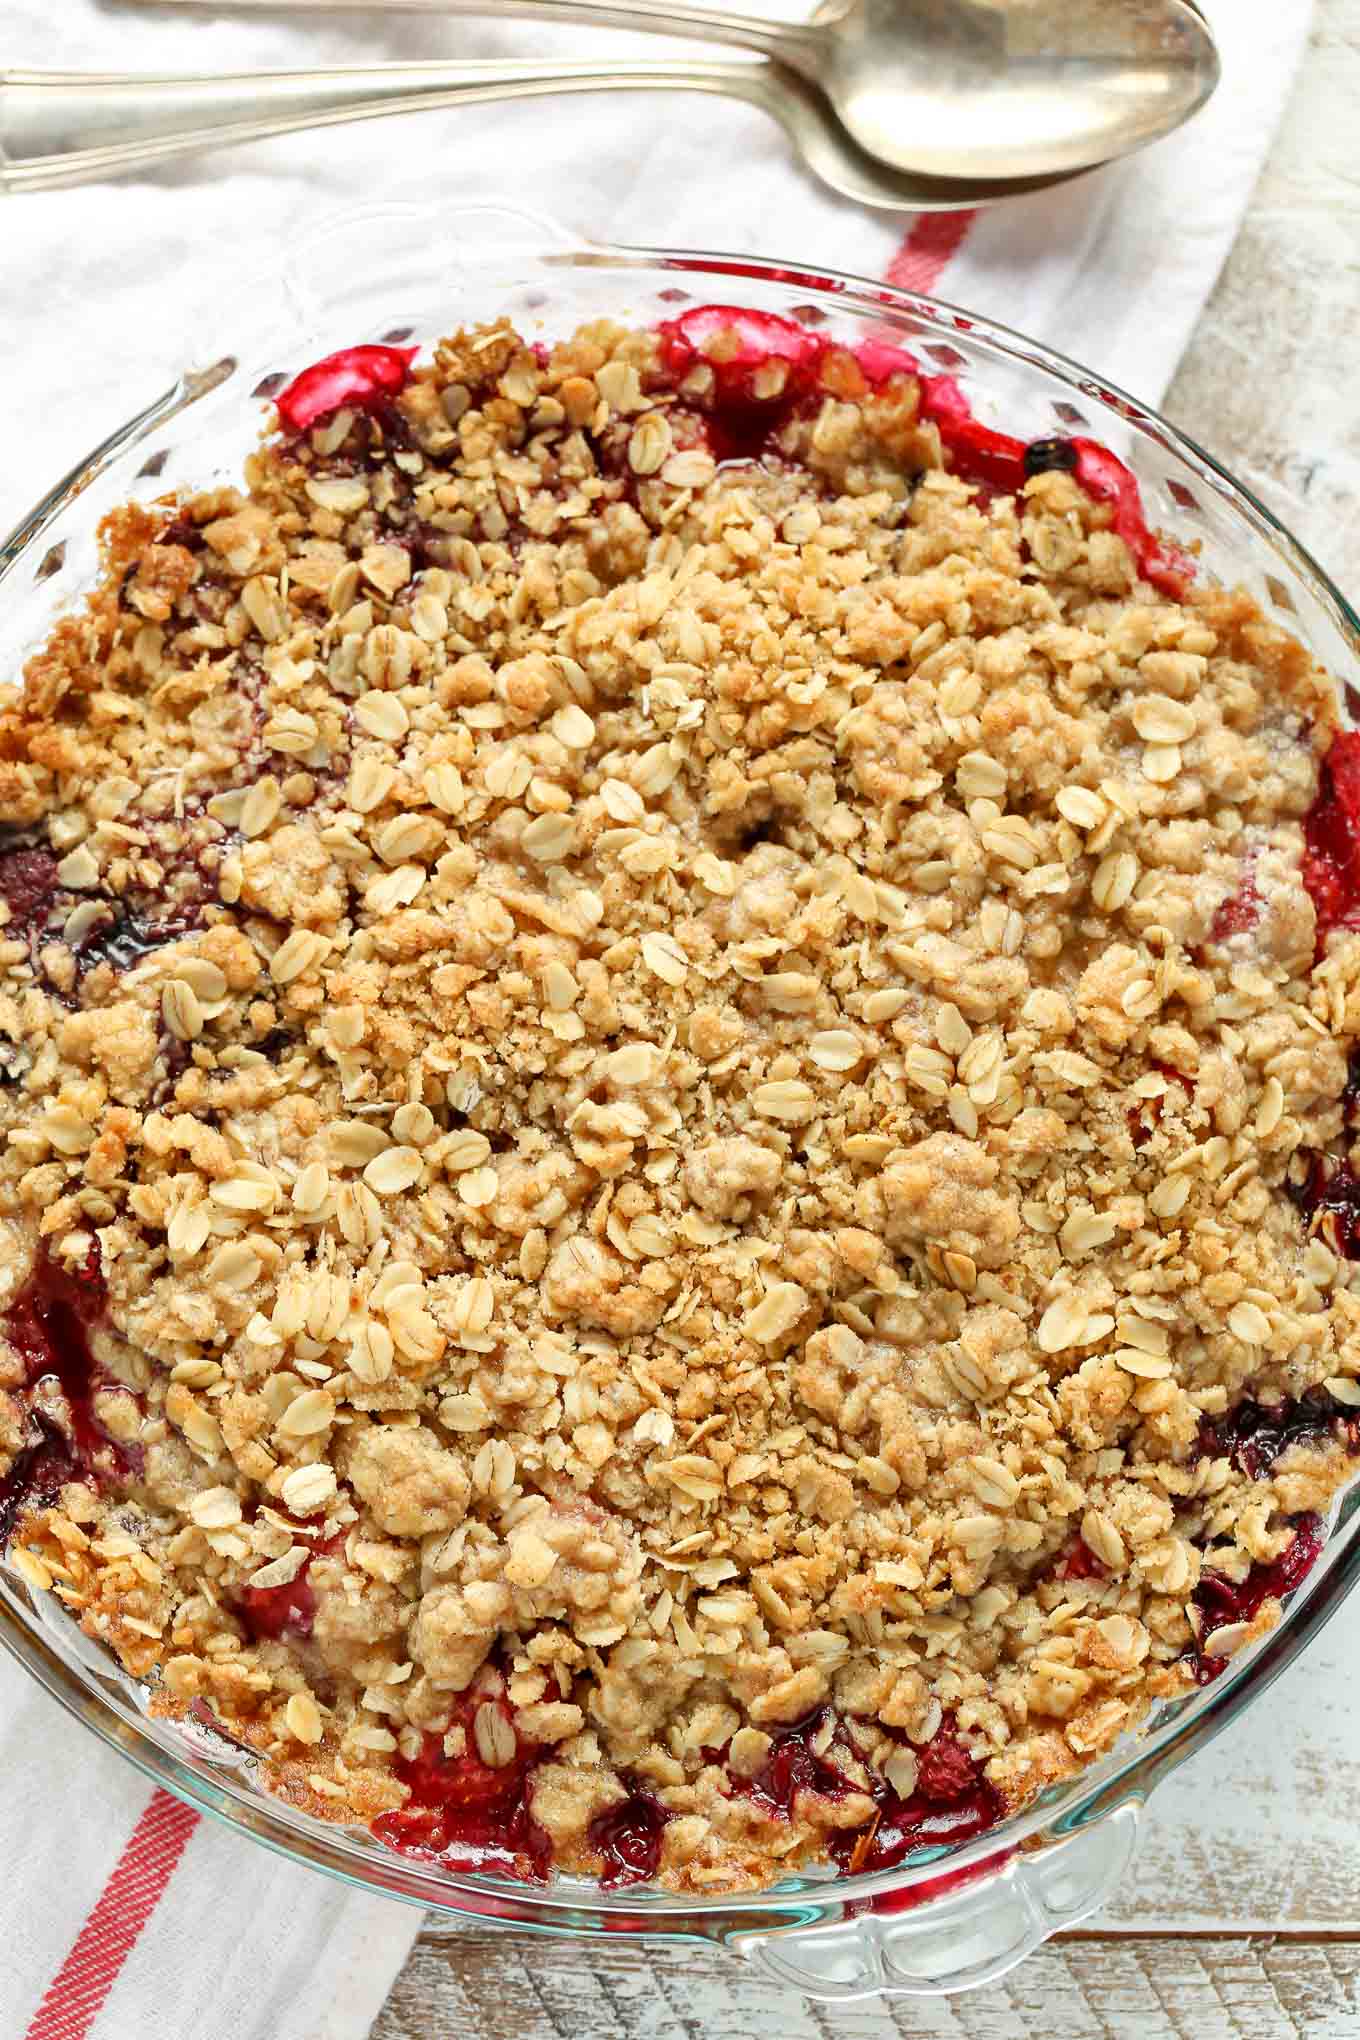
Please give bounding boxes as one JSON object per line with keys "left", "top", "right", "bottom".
{"left": 3, "top": 312, "right": 1360, "bottom": 1893}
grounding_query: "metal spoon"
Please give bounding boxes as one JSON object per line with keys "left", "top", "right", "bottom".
{"left": 121, "top": 0, "right": 1221, "bottom": 183}
{"left": 0, "top": 50, "right": 1191, "bottom": 205}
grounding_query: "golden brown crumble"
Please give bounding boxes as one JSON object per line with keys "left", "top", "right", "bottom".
{"left": 3, "top": 313, "right": 1360, "bottom": 1892}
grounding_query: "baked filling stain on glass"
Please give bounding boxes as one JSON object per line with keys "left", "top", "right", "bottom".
{"left": 2, "top": 304, "right": 1359, "bottom": 1891}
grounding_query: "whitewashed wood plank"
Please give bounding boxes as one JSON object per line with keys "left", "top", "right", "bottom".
{"left": 1094, "top": 1631, "right": 1360, "bottom": 1925}
{"left": 373, "top": 1935, "right": 1360, "bottom": 2040}
{"left": 1165, "top": 7, "right": 1360, "bottom": 595}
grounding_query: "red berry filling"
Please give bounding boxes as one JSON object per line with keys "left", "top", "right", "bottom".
{"left": 238, "top": 1526, "right": 343, "bottom": 1642}
{"left": 275, "top": 346, "right": 418, "bottom": 436}
{"left": 1276, "top": 1035, "right": 1360, "bottom": 1266}
{"left": 1303, "top": 730, "right": 1360, "bottom": 949}
{"left": 728, "top": 1706, "right": 1002, "bottom": 1877}
{"left": 0, "top": 845, "right": 61, "bottom": 945}
{"left": 586, "top": 1778, "right": 673, "bottom": 1887}
{"left": 239, "top": 1559, "right": 317, "bottom": 1643}
{"left": 1183, "top": 1381, "right": 1355, "bottom": 1684}
{"left": 655, "top": 306, "right": 1192, "bottom": 595}
{"left": 1198, "top": 1391, "right": 1360, "bottom": 1482}
{"left": 1054, "top": 1535, "right": 1109, "bottom": 1583}
{"left": 913, "top": 1724, "right": 982, "bottom": 1803}
{"left": 655, "top": 306, "right": 900, "bottom": 465}
{"left": 1128, "top": 1060, "right": 1193, "bottom": 1150}
{"left": 374, "top": 1704, "right": 1004, "bottom": 1888}
{"left": 1066, "top": 440, "right": 1196, "bottom": 599}
{"left": 273, "top": 313, "right": 1193, "bottom": 598}
{"left": 75, "top": 909, "right": 202, "bottom": 980}
{"left": 0, "top": 1238, "right": 129, "bottom": 1536}
{"left": 1209, "top": 871, "right": 1262, "bottom": 942}
{"left": 867, "top": 1849, "right": 1011, "bottom": 1914}
{"left": 1287, "top": 1154, "right": 1360, "bottom": 1262}
{"left": 832, "top": 1733, "right": 1001, "bottom": 1877}
{"left": 1187, "top": 1515, "right": 1323, "bottom": 1684}
{"left": 0, "top": 831, "right": 211, "bottom": 1007}
{"left": 740, "top": 1708, "right": 857, "bottom": 1816}
{"left": 372, "top": 1689, "right": 550, "bottom": 1882}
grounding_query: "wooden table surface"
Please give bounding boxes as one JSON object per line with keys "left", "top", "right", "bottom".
{"left": 374, "top": 7, "right": 1360, "bottom": 2032}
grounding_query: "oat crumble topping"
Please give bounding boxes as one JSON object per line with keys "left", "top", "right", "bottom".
{"left": 4, "top": 307, "right": 1360, "bottom": 1892}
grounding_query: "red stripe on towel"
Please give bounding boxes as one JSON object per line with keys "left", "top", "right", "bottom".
{"left": 25, "top": 1791, "right": 199, "bottom": 2040}
{"left": 884, "top": 210, "right": 978, "bottom": 294}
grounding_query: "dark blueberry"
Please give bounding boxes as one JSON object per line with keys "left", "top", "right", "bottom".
{"left": 0, "top": 846, "right": 60, "bottom": 943}
{"left": 1344, "top": 1050, "right": 1360, "bottom": 1125}
{"left": 1196, "top": 1391, "right": 1360, "bottom": 1479}
{"left": 75, "top": 910, "right": 199, "bottom": 978}
{"left": 587, "top": 1779, "right": 671, "bottom": 1887}
{"left": 252, "top": 1027, "right": 296, "bottom": 1065}
{"left": 367, "top": 398, "right": 414, "bottom": 454}
{"left": 152, "top": 1036, "right": 194, "bottom": 1105}
{"left": 1024, "top": 437, "right": 1079, "bottom": 477}
{"left": 0, "top": 1042, "right": 28, "bottom": 1085}
{"left": 1287, "top": 1154, "right": 1360, "bottom": 1261}
{"left": 0, "top": 1414, "right": 76, "bottom": 1543}
{"left": 403, "top": 524, "right": 450, "bottom": 573}
{"left": 158, "top": 515, "right": 204, "bottom": 552}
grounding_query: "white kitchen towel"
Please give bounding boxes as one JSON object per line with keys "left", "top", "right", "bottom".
{"left": 0, "top": 1663, "right": 417, "bottom": 2040}
{"left": 0, "top": 0, "right": 1314, "bottom": 2036}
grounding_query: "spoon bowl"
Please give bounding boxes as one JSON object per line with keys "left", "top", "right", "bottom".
{"left": 750, "top": 62, "right": 1108, "bottom": 211}
{"left": 803, "top": 0, "right": 1219, "bottom": 182}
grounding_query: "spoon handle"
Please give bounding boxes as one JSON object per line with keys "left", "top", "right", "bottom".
{"left": 112, "top": 0, "right": 822, "bottom": 67}
{"left": 0, "top": 62, "right": 779, "bottom": 192}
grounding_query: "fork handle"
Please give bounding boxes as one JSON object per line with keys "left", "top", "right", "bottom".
{"left": 0, "top": 63, "right": 774, "bottom": 192}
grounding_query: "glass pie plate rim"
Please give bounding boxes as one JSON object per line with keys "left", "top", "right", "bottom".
{"left": 2, "top": 199, "right": 1359, "bottom": 2001}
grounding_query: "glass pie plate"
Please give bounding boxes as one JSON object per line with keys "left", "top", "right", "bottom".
{"left": 4, "top": 201, "right": 1360, "bottom": 2006}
